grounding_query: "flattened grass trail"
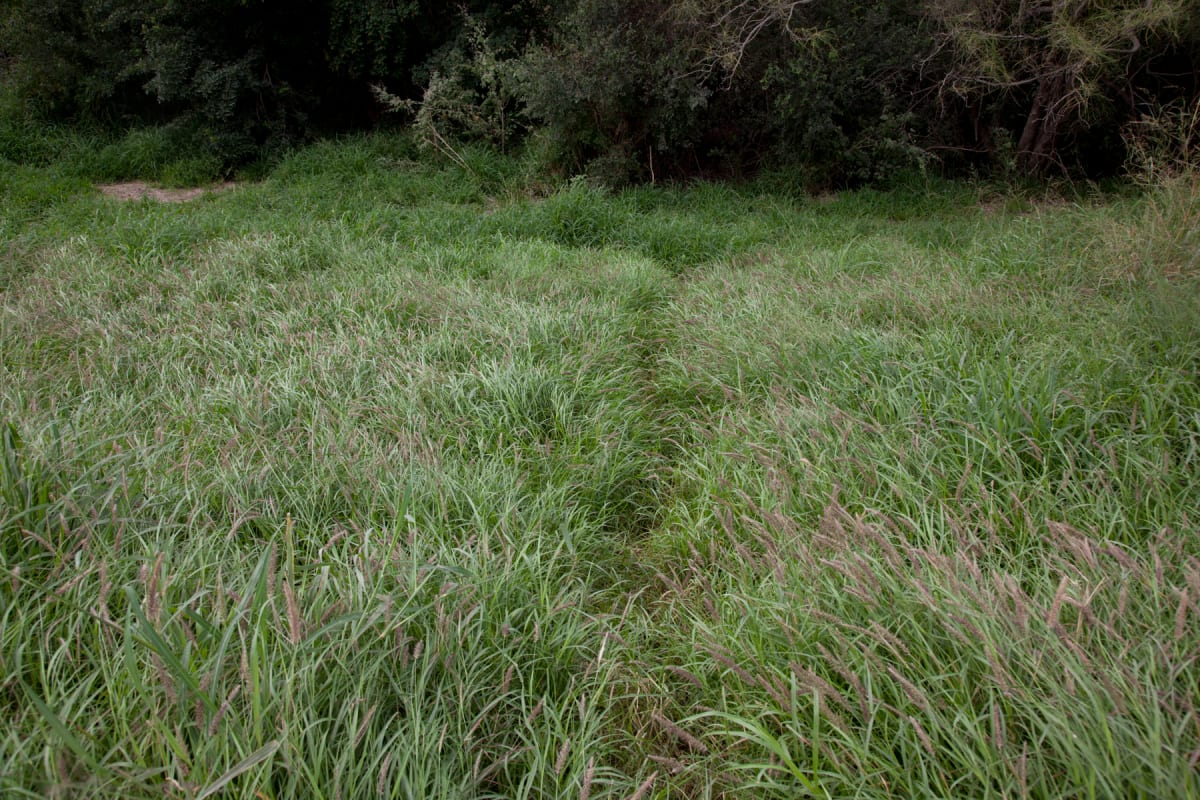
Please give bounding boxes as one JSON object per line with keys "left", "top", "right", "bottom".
{"left": 2, "top": 136, "right": 1198, "bottom": 798}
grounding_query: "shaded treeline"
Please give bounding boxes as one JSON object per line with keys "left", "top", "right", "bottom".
{"left": 2, "top": 0, "right": 1198, "bottom": 185}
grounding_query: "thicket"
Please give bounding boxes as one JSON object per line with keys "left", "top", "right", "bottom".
{"left": 1, "top": 0, "right": 1198, "bottom": 185}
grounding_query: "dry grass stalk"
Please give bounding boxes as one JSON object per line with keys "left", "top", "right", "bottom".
{"left": 818, "top": 642, "right": 870, "bottom": 722}
{"left": 730, "top": 539, "right": 760, "bottom": 573}
{"left": 180, "top": 618, "right": 198, "bottom": 652}
{"left": 1047, "top": 575, "right": 1071, "bottom": 635}
{"left": 477, "top": 744, "right": 530, "bottom": 783}
{"left": 647, "top": 754, "right": 686, "bottom": 774}
{"left": 154, "top": 654, "right": 177, "bottom": 707}
{"left": 817, "top": 503, "right": 848, "bottom": 549}
{"left": 1058, "top": 632, "right": 1093, "bottom": 668}
{"left": 395, "top": 626, "right": 410, "bottom": 666}
{"left": 1014, "top": 745, "right": 1029, "bottom": 798}
{"left": 770, "top": 549, "right": 788, "bottom": 585}
{"left": 143, "top": 552, "right": 164, "bottom": 626}
{"left": 283, "top": 580, "right": 302, "bottom": 645}
{"left": 867, "top": 621, "right": 911, "bottom": 659}
{"left": 266, "top": 543, "right": 277, "bottom": 597}
{"left": 48, "top": 520, "right": 90, "bottom": 583}
{"left": 555, "top": 739, "right": 572, "bottom": 776}
{"left": 465, "top": 707, "right": 488, "bottom": 742}
{"left": 214, "top": 570, "right": 226, "bottom": 619}
{"left": 580, "top": 758, "right": 595, "bottom": 800}
{"left": 821, "top": 558, "right": 877, "bottom": 606}
{"left": 790, "top": 662, "right": 852, "bottom": 715}
{"left": 208, "top": 685, "right": 240, "bottom": 736}
{"left": 708, "top": 646, "right": 757, "bottom": 689}
{"left": 53, "top": 569, "right": 89, "bottom": 596}
{"left": 377, "top": 751, "right": 393, "bottom": 796}
{"left": 652, "top": 712, "right": 709, "bottom": 754}
{"left": 239, "top": 646, "right": 251, "bottom": 694}
{"left": 717, "top": 505, "right": 736, "bottom": 540}
{"left": 910, "top": 572, "right": 939, "bottom": 611}
{"left": 947, "top": 613, "right": 985, "bottom": 646}
{"left": 665, "top": 665, "right": 703, "bottom": 689}
{"left": 655, "top": 571, "right": 684, "bottom": 595}
{"left": 862, "top": 519, "right": 905, "bottom": 572}
{"left": 527, "top": 697, "right": 545, "bottom": 724}
{"left": 499, "top": 664, "right": 515, "bottom": 695}
{"left": 762, "top": 509, "right": 796, "bottom": 543}
{"left": 809, "top": 689, "right": 851, "bottom": 736}
{"left": 354, "top": 704, "right": 377, "bottom": 748}
{"left": 907, "top": 715, "right": 936, "bottom": 756}
{"left": 756, "top": 673, "right": 790, "bottom": 709}
{"left": 23, "top": 529, "right": 56, "bottom": 554}
{"left": 1102, "top": 543, "right": 1136, "bottom": 571}
{"left": 627, "top": 771, "right": 658, "bottom": 800}
{"left": 1176, "top": 589, "right": 1191, "bottom": 642}
{"left": 319, "top": 600, "right": 347, "bottom": 627}
{"left": 194, "top": 674, "right": 212, "bottom": 731}
{"left": 985, "top": 645, "right": 1014, "bottom": 695}
{"left": 1049, "top": 520, "right": 1098, "bottom": 570}
{"left": 886, "top": 666, "right": 931, "bottom": 713}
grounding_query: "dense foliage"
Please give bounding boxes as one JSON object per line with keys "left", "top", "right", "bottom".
{"left": 1, "top": 0, "right": 1198, "bottom": 182}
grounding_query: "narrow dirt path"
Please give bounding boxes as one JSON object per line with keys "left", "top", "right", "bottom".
{"left": 97, "top": 181, "right": 237, "bottom": 203}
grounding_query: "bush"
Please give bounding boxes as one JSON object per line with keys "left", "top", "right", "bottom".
{"left": 516, "top": 0, "right": 711, "bottom": 185}
{"left": 759, "top": 0, "right": 932, "bottom": 187}
{"left": 0, "top": 0, "right": 432, "bottom": 166}
{"left": 2, "top": 0, "right": 1197, "bottom": 183}
{"left": 515, "top": 0, "right": 934, "bottom": 187}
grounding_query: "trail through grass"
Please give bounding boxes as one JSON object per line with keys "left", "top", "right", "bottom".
{"left": 2, "top": 135, "right": 1198, "bottom": 798}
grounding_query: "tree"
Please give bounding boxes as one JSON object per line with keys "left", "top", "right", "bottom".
{"left": 669, "top": 0, "right": 816, "bottom": 80}
{"left": 926, "top": 0, "right": 1191, "bottom": 173}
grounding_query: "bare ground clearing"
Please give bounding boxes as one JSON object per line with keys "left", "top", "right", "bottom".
{"left": 97, "top": 181, "right": 237, "bottom": 202}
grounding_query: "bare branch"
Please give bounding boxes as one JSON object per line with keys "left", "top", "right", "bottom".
{"left": 676, "top": 0, "right": 817, "bottom": 83}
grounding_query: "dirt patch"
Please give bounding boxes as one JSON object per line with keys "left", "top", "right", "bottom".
{"left": 98, "top": 181, "right": 237, "bottom": 203}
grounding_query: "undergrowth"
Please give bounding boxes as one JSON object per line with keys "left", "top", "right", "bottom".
{"left": 1, "top": 133, "right": 1198, "bottom": 798}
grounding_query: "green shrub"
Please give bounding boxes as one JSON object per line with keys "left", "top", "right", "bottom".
{"left": 516, "top": 0, "right": 711, "bottom": 185}
{"left": 0, "top": 0, "right": 432, "bottom": 166}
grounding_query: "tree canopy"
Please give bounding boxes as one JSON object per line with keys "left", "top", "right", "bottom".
{"left": 2, "top": 0, "right": 1197, "bottom": 183}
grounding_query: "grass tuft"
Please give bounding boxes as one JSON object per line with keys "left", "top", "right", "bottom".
{"left": 2, "top": 132, "right": 1197, "bottom": 797}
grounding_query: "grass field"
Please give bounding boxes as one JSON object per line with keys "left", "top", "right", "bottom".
{"left": 2, "top": 133, "right": 1199, "bottom": 798}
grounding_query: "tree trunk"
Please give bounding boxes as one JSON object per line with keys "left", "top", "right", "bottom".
{"left": 1016, "top": 71, "right": 1071, "bottom": 174}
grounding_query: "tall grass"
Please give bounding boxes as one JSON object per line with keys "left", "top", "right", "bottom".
{"left": 1, "top": 132, "right": 1197, "bottom": 797}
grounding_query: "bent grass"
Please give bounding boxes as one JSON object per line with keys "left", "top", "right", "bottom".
{"left": 1, "top": 134, "right": 1198, "bottom": 797}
